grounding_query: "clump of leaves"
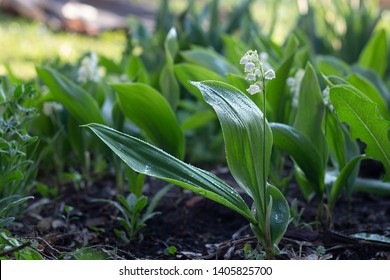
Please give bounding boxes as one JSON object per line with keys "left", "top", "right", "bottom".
{"left": 95, "top": 185, "right": 172, "bottom": 242}
{"left": 85, "top": 73, "right": 290, "bottom": 258}
{"left": 0, "top": 82, "right": 38, "bottom": 226}
{"left": 0, "top": 230, "right": 43, "bottom": 260}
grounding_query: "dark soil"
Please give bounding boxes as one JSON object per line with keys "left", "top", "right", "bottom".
{"left": 7, "top": 169, "right": 390, "bottom": 260}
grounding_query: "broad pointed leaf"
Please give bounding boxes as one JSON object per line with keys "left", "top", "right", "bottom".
{"left": 36, "top": 66, "right": 104, "bottom": 124}
{"left": 191, "top": 81, "right": 272, "bottom": 211}
{"left": 181, "top": 48, "right": 240, "bottom": 76}
{"left": 266, "top": 53, "right": 295, "bottom": 123}
{"left": 174, "top": 63, "right": 224, "bottom": 100}
{"left": 84, "top": 123, "right": 256, "bottom": 224}
{"left": 270, "top": 123, "right": 324, "bottom": 194}
{"left": 358, "top": 29, "right": 388, "bottom": 78}
{"left": 328, "top": 155, "right": 366, "bottom": 212}
{"left": 293, "top": 63, "right": 327, "bottom": 163}
{"left": 330, "top": 85, "right": 390, "bottom": 181}
{"left": 114, "top": 83, "right": 184, "bottom": 159}
{"left": 267, "top": 184, "right": 290, "bottom": 245}
{"left": 347, "top": 74, "right": 390, "bottom": 120}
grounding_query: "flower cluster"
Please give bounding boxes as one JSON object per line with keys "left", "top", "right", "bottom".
{"left": 77, "top": 52, "right": 101, "bottom": 83}
{"left": 322, "top": 86, "right": 334, "bottom": 111}
{"left": 240, "top": 50, "right": 275, "bottom": 95}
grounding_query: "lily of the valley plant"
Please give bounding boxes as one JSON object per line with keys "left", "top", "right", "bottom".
{"left": 84, "top": 50, "right": 289, "bottom": 259}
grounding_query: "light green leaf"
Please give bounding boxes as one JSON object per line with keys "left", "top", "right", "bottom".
{"left": 84, "top": 123, "right": 256, "bottom": 224}
{"left": 164, "top": 27, "right": 178, "bottom": 64}
{"left": 358, "top": 29, "right": 388, "bottom": 78}
{"left": 330, "top": 85, "right": 390, "bottom": 181}
{"left": 191, "top": 81, "right": 272, "bottom": 211}
{"left": 159, "top": 66, "right": 180, "bottom": 110}
{"left": 174, "top": 63, "right": 224, "bottom": 100}
{"left": 181, "top": 48, "right": 240, "bottom": 76}
{"left": 316, "top": 55, "right": 350, "bottom": 77}
{"left": 36, "top": 66, "right": 105, "bottom": 124}
{"left": 350, "top": 233, "right": 390, "bottom": 244}
{"left": 114, "top": 83, "right": 184, "bottom": 159}
{"left": 161, "top": 27, "right": 180, "bottom": 110}
{"left": 126, "top": 55, "right": 150, "bottom": 84}
{"left": 266, "top": 53, "right": 295, "bottom": 123}
{"left": 181, "top": 111, "right": 216, "bottom": 131}
{"left": 346, "top": 74, "right": 390, "bottom": 120}
{"left": 293, "top": 63, "right": 327, "bottom": 164}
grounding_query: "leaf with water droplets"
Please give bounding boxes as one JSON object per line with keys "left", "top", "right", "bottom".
{"left": 190, "top": 80, "right": 273, "bottom": 210}
{"left": 84, "top": 123, "right": 256, "bottom": 225}
{"left": 267, "top": 184, "right": 290, "bottom": 245}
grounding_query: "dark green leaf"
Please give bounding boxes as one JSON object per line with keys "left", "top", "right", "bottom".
{"left": 84, "top": 123, "right": 256, "bottom": 224}
{"left": 270, "top": 123, "right": 324, "bottom": 194}
{"left": 325, "top": 111, "right": 347, "bottom": 169}
{"left": 328, "top": 155, "right": 366, "bottom": 212}
{"left": 267, "top": 184, "right": 290, "bottom": 245}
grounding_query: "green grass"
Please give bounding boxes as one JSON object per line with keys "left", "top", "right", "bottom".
{"left": 0, "top": 13, "right": 125, "bottom": 80}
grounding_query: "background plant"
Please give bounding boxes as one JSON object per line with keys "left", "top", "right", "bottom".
{"left": 0, "top": 82, "right": 38, "bottom": 227}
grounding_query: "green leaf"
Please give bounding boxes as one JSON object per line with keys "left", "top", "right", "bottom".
{"left": 267, "top": 184, "right": 290, "bottom": 245}
{"left": 358, "top": 29, "right": 388, "bottom": 78}
{"left": 346, "top": 74, "right": 390, "bottom": 120}
{"left": 181, "top": 48, "right": 240, "bottom": 76}
{"left": 174, "top": 63, "right": 224, "bottom": 100}
{"left": 0, "top": 196, "right": 34, "bottom": 216}
{"left": 159, "top": 65, "right": 180, "bottom": 110}
{"left": 270, "top": 123, "right": 324, "bottom": 195}
{"left": 325, "top": 111, "right": 347, "bottom": 169}
{"left": 266, "top": 53, "right": 295, "bottom": 123}
{"left": 164, "top": 27, "right": 179, "bottom": 64}
{"left": 316, "top": 55, "right": 350, "bottom": 77}
{"left": 330, "top": 85, "right": 390, "bottom": 181}
{"left": 126, "top": 55, "right": 150, "bottom": 84}
{"left": 114, "top": 83, "right": 184, "bottom": 159}
{"left": 328, "top": 155, "right": 366, "bottom": 212}
{"left": 191, "top": 81, "right": 272, "bottom": 211}
{"left": 293, "top": 63, "right": 327, "bottom": 164}
{"left": 284, "top": 34, "right": 299, "bottom": 59}
{"left": 181, "top": 111, "right": 216, "bottom": 131}
{"left": 84, "top": 123, "right": 256, "bottom": 224}
{"left": 0, "top": 217, "right": 15, "bottom": 228}
{"left": 36, "top": 66, "right": 105, "bottom": 124}
{"left": 208, "top": 0, "right": 221, "bottom": 49}
{"left": 353, "top": 178, "right": 390, "bottom": 196}
{"left": 350, "top": 233, "right": 390, "bottom": 244}
{"left": 222, "top": 35, "right": 246, "bottom": 64}
{"left": 161, "top": 27, "right": 180, "bottom": 110}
